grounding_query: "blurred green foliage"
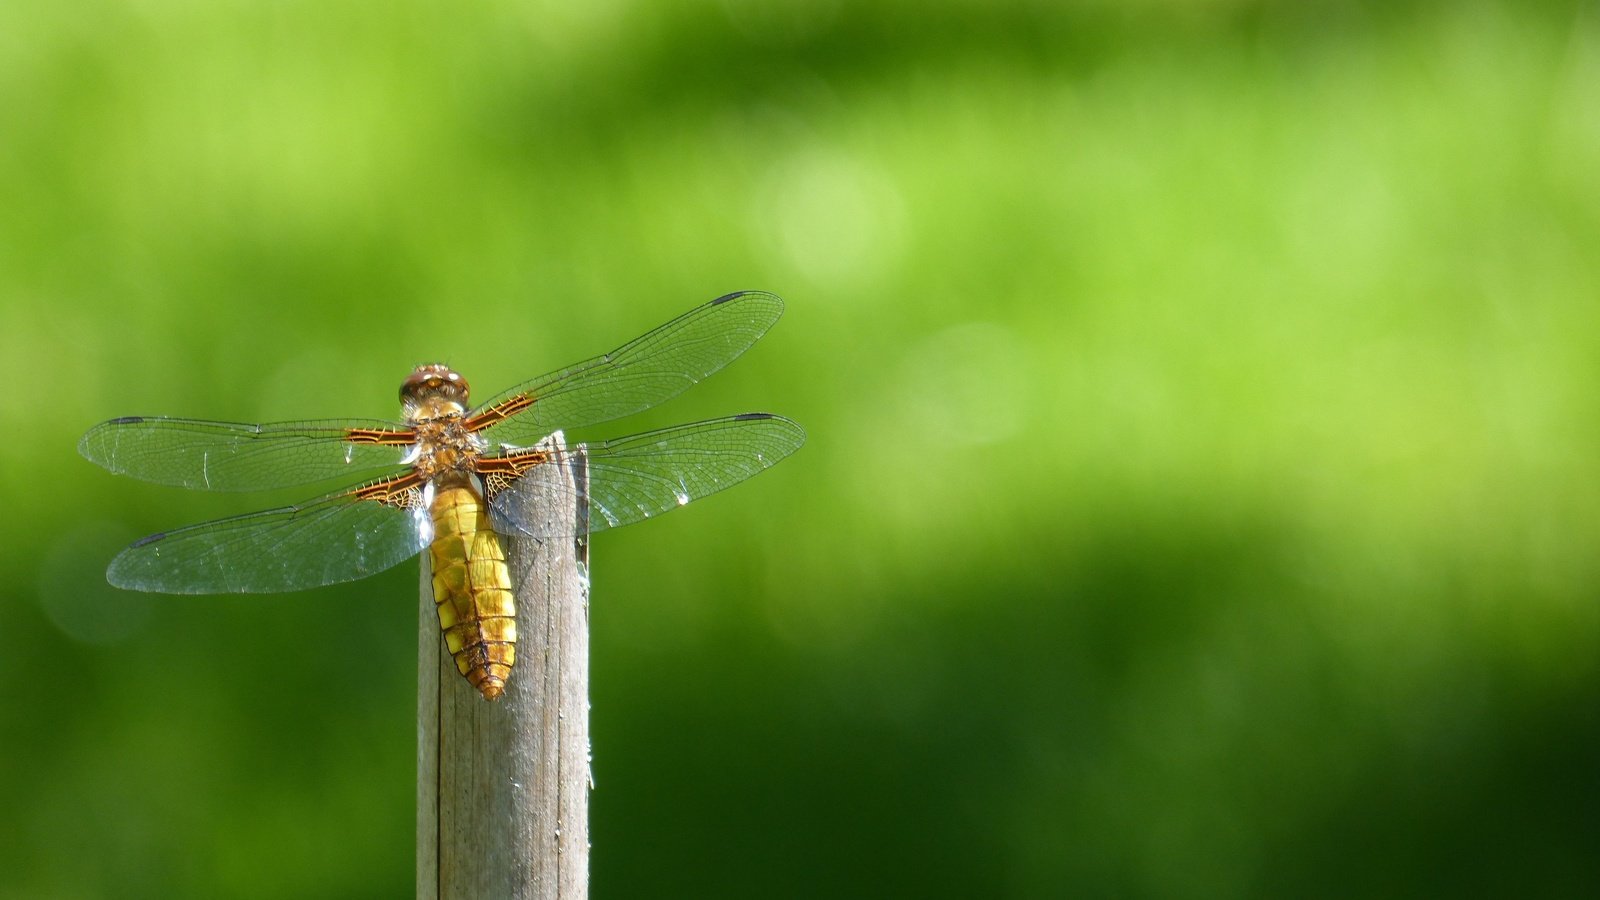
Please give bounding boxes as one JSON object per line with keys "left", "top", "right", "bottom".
{"left": 2, "top": 0, "right": 1597, "bottom": 896}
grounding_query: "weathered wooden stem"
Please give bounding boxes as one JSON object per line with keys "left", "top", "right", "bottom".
{"left": 418, "top": 436, "right": 590, "bottom": 900}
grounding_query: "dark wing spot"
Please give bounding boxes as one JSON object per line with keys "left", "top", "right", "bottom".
{"left": 108, "top": 416, "right": 145, "bottom": 425}
{"left": 733, "top": 412, "right": 774, "bottom": 421}
{"left": 129, "top": 531, "right": 167, "bottom": 548}
{"left": 710, "top": 291, "right": 746, "bottom": 305}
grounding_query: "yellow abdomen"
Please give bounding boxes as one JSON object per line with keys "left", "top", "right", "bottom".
{"left": 428, "top": 484, "right": 516, "bottom": 700}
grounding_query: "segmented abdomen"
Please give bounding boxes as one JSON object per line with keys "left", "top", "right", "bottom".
{"left": 428, "top": 484, "right": 516, "bottom": 700}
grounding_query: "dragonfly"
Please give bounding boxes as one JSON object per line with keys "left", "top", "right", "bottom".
{"left": 79, "top": 291, "right": 804, "bottom": 700}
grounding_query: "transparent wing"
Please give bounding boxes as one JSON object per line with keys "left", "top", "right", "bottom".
{"left": 79, "top": 417, "right": 413, "bottom": 492}
{"left": 488, "top": 414, "right": 805, "bottom": 540}
{"left": 107, "top": 480, "right": 429, "bottom": 594}
{"left": 469, "top": 291, "right": 785, "bottom": 446}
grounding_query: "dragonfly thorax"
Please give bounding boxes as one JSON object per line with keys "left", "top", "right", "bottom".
{"left": 401, "top": 365, "right": 483, "bottom": 482}
{"left": 406, "top": 413, "right": 485, "bottom": 483}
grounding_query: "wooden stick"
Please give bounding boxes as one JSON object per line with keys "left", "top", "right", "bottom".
{"left": 418, "top": 435, "right": 591, "bottom": 900}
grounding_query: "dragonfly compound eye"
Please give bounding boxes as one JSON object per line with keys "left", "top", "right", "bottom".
{"left": 402, "top": 365, "right": 471, "bottom": 404}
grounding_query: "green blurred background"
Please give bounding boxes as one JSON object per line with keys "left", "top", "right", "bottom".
{"left": 3, "top": 0, "right": 1597, "bottom": 896}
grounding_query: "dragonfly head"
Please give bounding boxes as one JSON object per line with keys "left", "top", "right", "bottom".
{"left": 402, "top": 364, "right": 471, "bottom": 417}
